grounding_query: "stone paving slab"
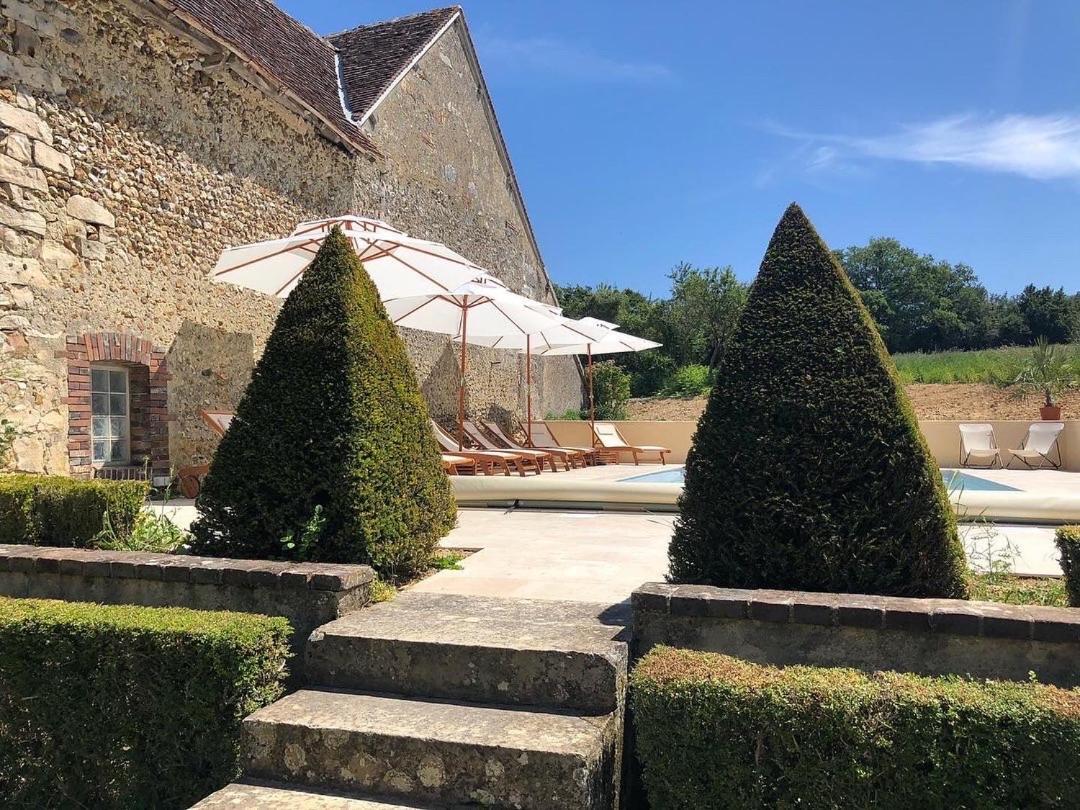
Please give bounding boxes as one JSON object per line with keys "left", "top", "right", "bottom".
{"left": 192, "top": 781, "right": 436, "bottom": 809}
{"left": 243, "top": 689, "right": 619, "bottom": 809}
{"left": 306, "top": 592, "right": 628, "bottom": 711}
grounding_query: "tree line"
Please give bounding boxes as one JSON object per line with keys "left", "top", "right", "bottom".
{"left": 555, "top": 237, "right": 1080, "bottom": 397}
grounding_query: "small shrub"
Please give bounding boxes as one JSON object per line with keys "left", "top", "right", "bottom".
{"left": 545, "top": 408, "right": 583, "bottom": 421}
{"left": 1054, "top": 525, "right": 1080, "bottom": 606}
{"left": 0, "top": 417, "right": 16, "bottom": 470}
{"left": 661, "top": 364, "right": 712, "bottom": 397}
{"left": 631, "top": 645, "right": 1080, "bottom": 810}
{"left": 591, "top": 360, "right": 631, "bottom": 420}
{"left": 671, "top": 204, "right": 968, "bottom": 598}
{"left": 0, "top": 597, "right": 290, "bottom": 808}
{"left": 0, "top": 474, "right": 147, "bottom": 548}
{"left": 191, "top": 228, "right": 456, "bottom": 581}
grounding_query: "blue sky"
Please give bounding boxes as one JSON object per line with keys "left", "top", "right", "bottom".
{"left": 282, "top": 0, "right": 1080, "bottom": 298}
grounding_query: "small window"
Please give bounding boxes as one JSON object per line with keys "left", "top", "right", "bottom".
{"left": 91, "top": 366, "right": 130, "bottom": 465}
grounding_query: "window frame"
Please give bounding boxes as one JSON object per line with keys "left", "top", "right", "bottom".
{"left": 89, "top": 363, "right": 131, "bottom": 467}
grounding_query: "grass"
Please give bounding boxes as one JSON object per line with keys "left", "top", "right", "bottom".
{"left": 971, "top": 574, "right": 1068, "bottom": 607}
{"left": 892, "top": 344, "right": 1077, "bottom": 385}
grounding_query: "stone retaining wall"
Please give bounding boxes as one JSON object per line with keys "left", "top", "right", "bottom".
{"left": 632, "top": 582, "right": 1080, "bottom": 688}
{"left": 0, "top": 544, "right": 374, "bottom": 674}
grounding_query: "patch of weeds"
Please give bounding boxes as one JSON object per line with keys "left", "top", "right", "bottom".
{"left": 970, "top": 574, "right": 1067, "bottom": 607}
{"left": 431, "top": 550, "right": 467, "bottom": 571}
{"left": 94, "top": 476, "right": 188, "bottom": 553}
{"left": 369, "top": 578, "right": 396, "bottom": 603}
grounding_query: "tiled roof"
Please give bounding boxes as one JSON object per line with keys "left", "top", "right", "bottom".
{"left": 328, "top": 7, "right": 460, "bottom": 123}
{"left": 160, "top": 0, "right": 375, "bottom": 152}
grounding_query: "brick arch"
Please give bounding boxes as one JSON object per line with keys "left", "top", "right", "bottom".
{"left": 66, "top": 332, "right": 170, "bottom": 479}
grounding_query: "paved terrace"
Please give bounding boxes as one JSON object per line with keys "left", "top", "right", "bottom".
{"left": 160, "top": 464, "right": 1073, "bottom": 605}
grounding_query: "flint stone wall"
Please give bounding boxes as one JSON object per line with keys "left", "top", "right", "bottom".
{"left": 0, "top": 0, "right": 582, "bottom": 475}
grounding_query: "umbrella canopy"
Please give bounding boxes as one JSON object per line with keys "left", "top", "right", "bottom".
{"left": 538, "top": 325, "right": 662, "bottom": 432}
{"left": 462, "top": 316, "right": 618, "bottom": 439}
{"left": 385, "top": 279, "right": 571, "bottom": 448}
{"left": 210, "top": 216, "right": 489, "bottom": 300}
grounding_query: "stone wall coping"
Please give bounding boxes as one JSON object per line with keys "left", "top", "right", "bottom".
{"left": 0, "top": 545, "right": 374, "bottom": 592}
{"left": 632, "top": 582, "right": 1080, "bottom": 644}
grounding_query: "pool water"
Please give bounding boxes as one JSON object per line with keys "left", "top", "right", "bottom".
{"left": 620, "top": 467, "right": 1020, "bottom": 493}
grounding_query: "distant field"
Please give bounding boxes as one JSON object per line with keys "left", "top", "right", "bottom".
{"left": 892, "top": 345, "right": 1076, "bottom": 385}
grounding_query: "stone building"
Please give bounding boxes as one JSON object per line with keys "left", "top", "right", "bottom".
{"left": 0, "top": 0, "right": 582, "bottom": 480}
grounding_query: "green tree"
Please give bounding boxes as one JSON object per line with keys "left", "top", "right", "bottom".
{"left": 670, "top": 204, "right": 968, "bottom": 598}
{"left": 662, "top": 263, "right": 748, "bottom": 369}
{"left": 190, "top": 228, "right": 456, "bottom": 580}
{"left": 1014, "top": 285, "right": 1076, "bottom": 344}
{"left": 835, "top": 237, "right": 992, "bottom": 352}
{"left": 590, "top": 361, "right": 631, "bottom": 420}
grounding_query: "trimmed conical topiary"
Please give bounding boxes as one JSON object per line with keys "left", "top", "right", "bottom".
{"left": 190, "top": 227, "right": 456, "bottom": 580}
{"left": 669, "top": 204, "right": 968, "bottom": 598}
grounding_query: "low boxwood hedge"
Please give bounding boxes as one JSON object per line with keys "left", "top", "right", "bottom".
{"left": 0, "top": 473, "right": 146, "bottom": 547}
{"left": 1055, "top": 525, "right": 1080, "bottom": 606}
{"left": 631, "top": 646, "right": 1080, "bottom": 809}
{"left": 0, "top": 597, "right": 290, "bottom": 808}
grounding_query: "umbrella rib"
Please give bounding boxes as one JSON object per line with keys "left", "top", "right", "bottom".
{"left": 213, "top": 238, "right": 319, "bottom": 277}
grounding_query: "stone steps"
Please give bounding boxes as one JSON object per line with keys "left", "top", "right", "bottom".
{"left": 192, "top": 780, "right": 438, "bottom": 808}
{"left": 306, "top": 592, "right": 629, "bottom": 712}
{"left": 242, "top": 689, "right": 621, "bottom": 810}
{"left": 203, "top": 593, "right": 629, "bottom": 808}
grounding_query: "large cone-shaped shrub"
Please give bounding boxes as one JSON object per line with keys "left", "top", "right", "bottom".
{"left": 190, "top": 227, "right": 456, "bottom": 579}
{"left": 669, "top": 204, "right": 968, "bottom": 598}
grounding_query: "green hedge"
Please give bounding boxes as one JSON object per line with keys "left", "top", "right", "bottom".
{"left": 631, "top": 646, "right": 1080, "bottom": 809}
{"left": 1055, "top": 525, "right": 1080, "bottom": 606}
{"left": 0, "top": 597, "right": 290, "bottom": 808}
{"left": 0, "top": 474, "right": 147, "bottom": 547}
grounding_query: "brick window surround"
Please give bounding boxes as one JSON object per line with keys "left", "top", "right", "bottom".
{"left": 65, "top": 332, "right": 170, "bottom": 479}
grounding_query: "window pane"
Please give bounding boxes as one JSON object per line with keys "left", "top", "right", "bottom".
{"left": 109, "top": 370, "right": 127, "bottom": 393}
{"left": 91, "top": 369, "right": 108, "bottom": 392}
{"left": 92, "top": 440, "right": 107, "bottom": 462}
{"left": 110, "top": 440, "right": 128, "bottom": 463}
{"left": 91, "top": 393, "right": 108, "bottom": 415}
{"left": 92, "top": 416, "right": 108, "bottom": 439}
{"left": 109, "top": 393, "right": 128, "bottom": 415}
{"left": 110, "top": 417, "right": 127, "bottom": 439}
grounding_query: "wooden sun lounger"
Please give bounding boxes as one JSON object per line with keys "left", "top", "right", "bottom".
{"left": 485, "top": 420, "right": 582, "bottom": 470}
{"left": 462, "top": 420, "right": 555, "bottom": 473}
{"left": 431, "top": 420, "right": 536, "bottom": 477}
{"left": 441, "top": 454, "right": 480, "bottom": 475}
{"left": 527, "top": 421, "right": 599, "bottom": 466}
{"left": 592, "top": 422, "right": 670, "bottom": 465}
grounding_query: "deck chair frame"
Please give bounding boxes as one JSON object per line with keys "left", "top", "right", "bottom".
{"left": 1007, "top": 422, "right": 1064, "bottom": 470}
{"left": 958, "top": 423, "right": 1002, "bottom": 469}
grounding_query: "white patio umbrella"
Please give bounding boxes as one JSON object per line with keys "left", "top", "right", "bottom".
{"left": 538, "top": 322, "right": 662, "bottom": 434}
{"left": 384, "top": 278, "right": 570, "bottom": 448}
{"left": 464, "top": 316, "right": 617, "bottom": 441}
{"left": 210, "top": 215, "right": 491, "bottom": 300}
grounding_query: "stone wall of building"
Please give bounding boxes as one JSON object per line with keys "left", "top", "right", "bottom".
{"left": 0, "top": 0, "right": 582, "bottom": 476}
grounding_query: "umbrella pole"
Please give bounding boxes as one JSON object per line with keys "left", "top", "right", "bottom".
{"left": 588, "top": 344, "right": 596, "bottom": 444}
{"left": 458, "top": 305, "right": 467, "bottom": 451}
{"left": 526, "top": 335, "right": 532, "bottom": 446}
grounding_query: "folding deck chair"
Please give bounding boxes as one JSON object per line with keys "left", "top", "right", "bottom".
{"left": 958, "top": 423, "right": 1002, "bottom": 469}
{"left": 1007, "top": 422, "right": 1065, "bottom": 470}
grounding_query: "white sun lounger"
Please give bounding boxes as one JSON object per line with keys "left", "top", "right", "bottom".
{"left": 958, "top": 423, "right": 1002, "bottom": 469}
{"left": 592, "top": 422, "right": 670, "bottom": 465}
{"left": 1008, "top": 422, "right": 1064, "bottom": 470}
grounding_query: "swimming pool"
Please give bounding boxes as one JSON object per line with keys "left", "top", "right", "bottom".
{"left": 620, "top": 466, "right": 1020, "bottom": 493}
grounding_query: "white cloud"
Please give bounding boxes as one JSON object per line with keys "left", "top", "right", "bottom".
{"left": 477, "top": 33, "right": 674, "bottom": 85}
{"left": 773, "top": 114, "right": 1080, "bottom": 181}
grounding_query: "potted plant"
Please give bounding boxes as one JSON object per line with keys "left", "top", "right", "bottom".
{"left": 1011, "top": 338, "right": 1075, "bottom": 420}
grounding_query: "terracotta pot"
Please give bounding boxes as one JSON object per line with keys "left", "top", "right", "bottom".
{"left": 1040, "top": 404, "right": 1062, "bottom": 421}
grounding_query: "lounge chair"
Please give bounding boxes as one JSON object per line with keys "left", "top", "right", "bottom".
{"left": 1007, "top": 422, "right": 1064, "bottom": 470}
{"left": 441, "top": 454, "right": 478, "bottom": 475}
{"left": 177, "top": 409, "right": 236, "bottom": 497}
{"left": 527, "top": 421, "right": 599, "bottom": 466}
{"left": 200, "top": 409, "right": 234, "bottom": 437}
{"left": 481, "top": 419, "right": 582, "bottom": 470}
{"left": 958, "top": 423, "right": 1002, "bottom": 469}
{"left": 431, "top": 420, "right": 536, "bottom": 477}
{"left": 462, "top": 420, "right": 555, "bottom": 473}
{"left": 592, "top": 422, "right": 670, "bottom": 465}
